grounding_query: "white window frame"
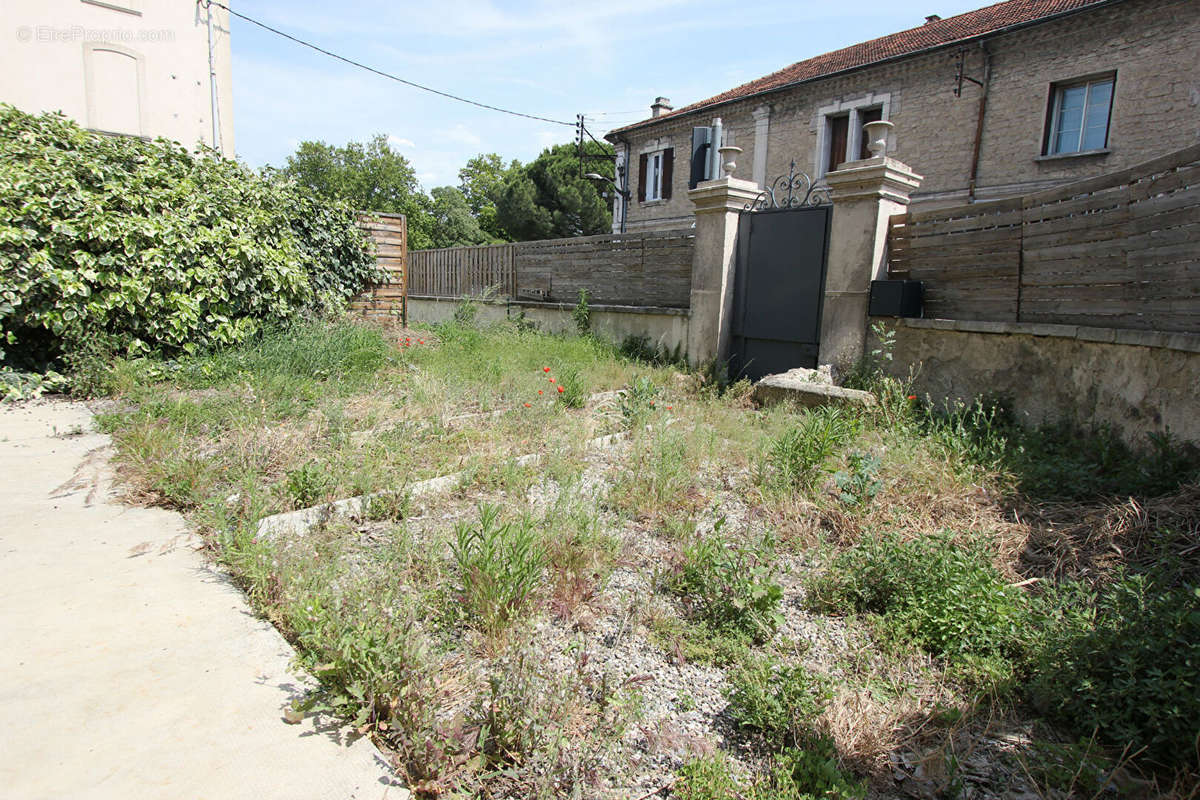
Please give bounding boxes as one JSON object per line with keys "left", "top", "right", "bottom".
{"left": 645, "top": 150, "right": 664, "bottom": 201}
{"left": 814, "top": 92, "right": 892, "bottom": 180}
{"left": 1045, "top": 75, "right": 1115, "bottom": 155}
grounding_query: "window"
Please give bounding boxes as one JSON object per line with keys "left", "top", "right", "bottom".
{"left": 1045, "top": 75, "right": 1114, "bottom": 155}
{"left": 816, "top": 97, "right": 889, "bottom": 178}
{"left": 857, "top": 107, "right": 883, "bottom": 160}
{"left": 826, "top": 114, "right": 849, "bottom": 174}
{"left": 637, "top": 148, "right": 674, "bottom": 203}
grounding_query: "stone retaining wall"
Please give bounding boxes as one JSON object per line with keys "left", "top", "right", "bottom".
{"left": 878, "top": 317, "right": 1200, "bottom": 445}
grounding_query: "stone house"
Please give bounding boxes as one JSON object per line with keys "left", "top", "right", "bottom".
{"left": 603, "top": 0, "right": 1200, "bottom": 232}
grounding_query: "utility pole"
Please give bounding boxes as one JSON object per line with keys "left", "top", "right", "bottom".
{"left": 205, "top": 0, "right": 223, "bottom": 154}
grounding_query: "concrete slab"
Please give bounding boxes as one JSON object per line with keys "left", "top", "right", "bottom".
{"left": 752, "top": 370, "right": 877, "bottom": 409}
{"left": 0, "top": 401, "right": 406, "bottom": 800}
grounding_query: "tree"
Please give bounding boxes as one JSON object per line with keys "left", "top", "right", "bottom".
{"left": 428, "top": 186, "right": 492, "bottom": 249}
{"left": 280, "top": 134, "right": 435, "bottom": 249}
{"left": 458, "top": 153, "right": 516, "bottom": 241}
{"left": 494, "top": 142, "right": 614, "bottom": 242}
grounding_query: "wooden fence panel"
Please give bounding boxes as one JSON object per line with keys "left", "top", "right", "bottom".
{"left": 887, "top": 143, "right": 1200, "bottom": 333}
{"left": 407, "top": 229, "right": 695, "bottom": 308}
{"left": 350, "top": 212, "right": 407, "bottom": 323}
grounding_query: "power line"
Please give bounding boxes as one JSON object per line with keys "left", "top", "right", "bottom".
{"left": 202, "top": 0, "right": 574, "bottom": 127}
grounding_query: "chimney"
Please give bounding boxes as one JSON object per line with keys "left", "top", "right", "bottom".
{"left": 925, "top": 14, "right": 941, "bottom": 23}
{"left": 651, "top": 97, "right": 673, "bottom": 118}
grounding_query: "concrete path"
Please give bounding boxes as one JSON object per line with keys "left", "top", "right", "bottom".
{"left": 0, "top": 401, "right": 406, "bottom": 800}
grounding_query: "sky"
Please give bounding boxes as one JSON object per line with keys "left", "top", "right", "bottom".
{"left": 231, "top": 0, "right": 993, "bottom": 190}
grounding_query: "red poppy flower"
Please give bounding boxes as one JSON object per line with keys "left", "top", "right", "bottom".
{"left": 538, "top": 390, "right": 543, "bottom": 395}
{"left": 907, "top": 395, "right": 917, "bottom": 401}
{"left": 557, "top": 385, "right": 564, "bottom": 393}
{"left": 418, "top": 339, "right": 425, "bottom": 345}
{"left": 649, "top": 400, "right": 655, "bottom": 406}
{"left": 666, "top": 405, "right": 673, "bottom": 410}
{"left": 543, "top": 366, "right": 550, "bottom": 372}
{"left": 524, "top": 402, "right": 531, "bottom": 408}
{"left": 549, "top": 377, "right": 555, "bottom": 383}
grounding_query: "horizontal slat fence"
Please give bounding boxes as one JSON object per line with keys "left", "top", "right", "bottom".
{"left": 888, "top": 143, "right": 1200, "bottom": 332}
{"left": 350, "top": 212, "right": 407, "bottom": 323}
{"left": 409, "top": 243, "right": 515, "bottom": 298}
{"left": 409, "top": 229, "right": 695, "bottom": 308}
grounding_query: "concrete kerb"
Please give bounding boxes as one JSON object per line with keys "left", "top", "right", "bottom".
{"left": 255, "top": 431, "right": 632, "bottom": 542}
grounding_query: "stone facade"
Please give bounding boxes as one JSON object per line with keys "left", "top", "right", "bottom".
{"left": 607, "top": 0, "right": 1199, "bottom": 232}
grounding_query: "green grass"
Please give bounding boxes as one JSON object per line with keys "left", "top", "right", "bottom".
{"left": 90, "top": 317, "right": 1200, "bottom": 794}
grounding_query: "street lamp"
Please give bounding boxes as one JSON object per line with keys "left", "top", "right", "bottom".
{"left": 585, "top": 172, "right": 630, "bottom": 233}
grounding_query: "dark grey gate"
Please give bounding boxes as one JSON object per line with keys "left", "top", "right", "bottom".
{"left": 729, "top": 162, "right": 832, "bottom": 381}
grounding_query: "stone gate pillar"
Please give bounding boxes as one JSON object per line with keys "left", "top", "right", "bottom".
{"left": 820, "top": 156, "right": 923, "bottom": 370}
{"left": 686, "top": 176, "right": 761, "bottom": 368}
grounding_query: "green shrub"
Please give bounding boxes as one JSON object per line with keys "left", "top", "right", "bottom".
{"left": 812, "top": 532, "right": 1027, "bottom": 660}
{"left": 664, "top": 518, "right": 783, "bottom": 642}
{"left": 1029, "top": 574, "right": 1200, "bottom": 768}
{"left": 0, "top": 105, "right": 382, "bottom": 372}
{"left": 725, "top": 652, "right": 830, "bottom": 748}
{"left": 451, "top": 504, "right": 546, "bottom": 638}
{"left": 764, "top": 406, "right": 861, "bottom": 492}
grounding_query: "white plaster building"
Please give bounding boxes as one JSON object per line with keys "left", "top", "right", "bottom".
{"left": 1, "top": 0, "right": 235, "bottom": 156}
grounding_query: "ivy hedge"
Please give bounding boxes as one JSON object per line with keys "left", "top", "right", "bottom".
{"left": 0, "top": 105, "right": 386, "bottom": 375}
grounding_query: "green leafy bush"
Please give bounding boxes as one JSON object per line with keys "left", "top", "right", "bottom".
{"left": 0, "top": 105, "right": 383, "bottom": 372}
{"left": 812, "top": 532, "right": 1027, "bottom": 660}
{"left": 664, "top": 518, "right": 783, "bottom": 642}
{"left": 1029, "top": 573, "right": 1200, "bottom": 768}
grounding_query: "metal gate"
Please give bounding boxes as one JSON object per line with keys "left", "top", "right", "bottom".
{"left": 729, "top": 162, "right": 832, "bottom": 381}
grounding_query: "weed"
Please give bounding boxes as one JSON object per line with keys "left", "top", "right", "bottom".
{"left": 664, "top": 518, "right": 783, "bottom": 642}
{"left": 364, "top": 489, "right": 411, "bottom": 522}
{"left": 1028, "top": 572, "right": 1200, "bottom": 769}
{"left": 810, "top": 532, "right": 1028, "bottom": 661}
{"left": 763, "top": 406, "right": 861, "bottom": 492}
{"left": 451, "top": 504, "right": 546, "bottom": 639}
{"left": 725, "top": 651, "right": 830, "bottom": 748}
{"left": 453, "top": 296, "right": 478, "bottom": 326}
{"left": 571, "top": 288, "right": 591, "bottom": 335}
{"left": 618, "top": 375, "right": 660, "bottom": 427}
{"left": 556, "top": 365, "right": 586, "bottom": 409}
{"left": 285, "top": 461, "right": 332, "bottom": 508}
{"left": 674, "top": 744, "right": 865, "bottom": 800}
{"left": 832, "top": 451, "right": 882, "bottom": 507}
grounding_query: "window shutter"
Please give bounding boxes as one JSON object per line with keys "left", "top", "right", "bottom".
{"left": 661, "top": 148, "right": 674, "bottom": 200}
{"left": 637, "top": 153, "right": 648, "bottom": 202}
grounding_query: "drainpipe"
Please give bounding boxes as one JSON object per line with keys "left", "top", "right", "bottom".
{"left": 966, "top": 42, "right": 991, "bottom": 202}
{"left": 205, "top": 0, "right": 223, "bottom": 154}
{"left": 622, "top": 139, "right": 630, "bottom": 233}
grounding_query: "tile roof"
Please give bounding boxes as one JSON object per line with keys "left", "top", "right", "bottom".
{"left": 608, "top": 0, "right": 1112, "bottom": 135}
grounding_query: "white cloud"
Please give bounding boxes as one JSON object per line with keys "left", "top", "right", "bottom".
{"left": 388, "top": 135, "right": 416, "bottom": 149}
{"left": 440, "top": 124, "right": 483, "bottom": 147}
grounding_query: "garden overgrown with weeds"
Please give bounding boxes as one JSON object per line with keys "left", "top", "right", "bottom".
{"left": 84, "top": 311, "right": 1200, "bottom": 799}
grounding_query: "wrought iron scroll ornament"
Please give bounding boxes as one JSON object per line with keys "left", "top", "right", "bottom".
{"left": 747, "top": 160, "right": 831, "bottom": 211}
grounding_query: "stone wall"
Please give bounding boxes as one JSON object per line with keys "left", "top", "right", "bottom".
{"left": 878, "top": 318, "right": 1200, "bottom": 446}
{"left": 612, "top": 0, "right": 1200, "bottom": 231}
{"left": 408, "top": 296, "right": 690, "bottom": 355}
